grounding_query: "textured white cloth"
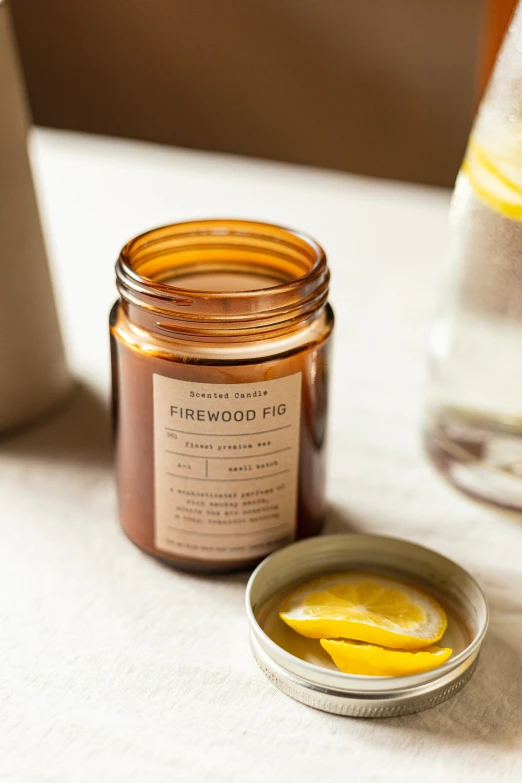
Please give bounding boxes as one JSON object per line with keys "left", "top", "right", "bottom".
{"left": 1, "top": 129, "right": 521, "bottom": 782}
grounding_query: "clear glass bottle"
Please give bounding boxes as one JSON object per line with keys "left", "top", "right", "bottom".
{"left": 425, "top": 3, "right": 522, "bottom": 510}
{"left": 110, "top": 220, "right": 333, "bottom": 572}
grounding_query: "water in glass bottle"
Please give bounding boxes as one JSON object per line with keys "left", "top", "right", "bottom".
{"left": 425, "top": 2, "right": 522, "bottom": 510}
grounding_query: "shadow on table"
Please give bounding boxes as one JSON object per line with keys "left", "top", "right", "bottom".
{"left": 0, "top": 381, "right": 112, "bottom": 467}
{"left": 366, "top": 565, "right": 522, "bottom": 746}
{"left": 377, "top": 629, "right": 522, "bottom": 747}
{"left": 323, "top": 503, "right": 369, "bottom": 535}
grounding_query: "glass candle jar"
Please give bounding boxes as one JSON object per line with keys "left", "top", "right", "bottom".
{"left": 110, "top": 219, "right": 334, "bottom": 572}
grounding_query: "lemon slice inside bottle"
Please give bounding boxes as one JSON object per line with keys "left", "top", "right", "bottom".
{"left": 279, "top": 572, "right": 447, "bottom": 650}
{"left": 462, "top": 132, "right": 522, "bottom": 220}
{"left": 320, "top": 639, "right": 452, "bottom": 677}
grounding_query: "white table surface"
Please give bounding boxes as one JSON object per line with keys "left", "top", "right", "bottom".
{"left": 2, "top": 128, "right": 522, "bottom": 783}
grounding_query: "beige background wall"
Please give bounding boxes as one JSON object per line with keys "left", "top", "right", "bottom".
{"left": 9, "top": 0, "right": 484, "bottom": 186}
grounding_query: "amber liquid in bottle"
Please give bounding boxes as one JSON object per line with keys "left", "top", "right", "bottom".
{"left": 110, "top": 220, "right": 333, "bottom": 572}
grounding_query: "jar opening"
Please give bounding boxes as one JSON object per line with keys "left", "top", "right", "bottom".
{"left": 116, "top": 219, "right": 329, "bottom": 335}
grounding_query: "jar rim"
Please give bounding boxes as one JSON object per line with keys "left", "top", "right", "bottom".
{"left": 115, "top": 219, "right": 329, "bottom": 333}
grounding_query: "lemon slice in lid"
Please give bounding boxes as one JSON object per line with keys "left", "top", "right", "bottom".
{"left": 279, "top": 572, "right": 447, "bottom": 650}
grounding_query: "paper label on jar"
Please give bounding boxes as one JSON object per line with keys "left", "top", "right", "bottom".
{"left": 153, "top": 373, "right": 302, "bottom": 561}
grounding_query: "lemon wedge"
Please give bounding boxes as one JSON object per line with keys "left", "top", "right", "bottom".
{"left": 320, "top": 639, "right": 452, "bottom": 677}
{"left": 279, "top": 572, "right": 447, "bottom": 650}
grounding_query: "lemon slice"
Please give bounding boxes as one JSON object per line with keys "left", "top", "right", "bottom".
{"left": 463, "top": 133, "right": 522, "bottom": 220}
{"left": 320, "top": 639, "right": 452, "bottom": 677}
{"left": 279, "top": 572, "right": 447, "bottom": 650}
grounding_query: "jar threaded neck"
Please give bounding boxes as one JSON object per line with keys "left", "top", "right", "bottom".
{"left": 116, "top": 219, "right": 329, "bottom": 337}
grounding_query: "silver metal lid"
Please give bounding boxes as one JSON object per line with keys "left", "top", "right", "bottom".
{"left": 246, "top": 534, "right": 488, "bottom": 718}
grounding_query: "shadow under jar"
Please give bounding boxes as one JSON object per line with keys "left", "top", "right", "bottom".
{"left": 110, "top": 220, "right": 334, "bottom": 572}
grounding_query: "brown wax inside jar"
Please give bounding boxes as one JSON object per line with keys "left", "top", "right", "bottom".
{"left": 111, "top": 329, "right": 331, "bottom": 573}
{"left": 161, "top": 270, "right": 284, "bottom": 292}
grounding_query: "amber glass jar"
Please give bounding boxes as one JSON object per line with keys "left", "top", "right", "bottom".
{"left": 110, "top": 219, "right": 334, "bottom": 572}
